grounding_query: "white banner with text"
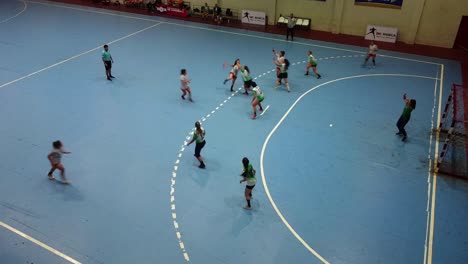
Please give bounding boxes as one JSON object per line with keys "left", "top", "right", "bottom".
{"left": 365, "top": 25, "right": 398, "bottom": 43}
{"left": 241, "top": 10, "right": 266, "bottom": 25}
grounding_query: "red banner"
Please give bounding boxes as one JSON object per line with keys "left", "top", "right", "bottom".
{"left": 156, "top": 4, "right": 189, "bottom": 17}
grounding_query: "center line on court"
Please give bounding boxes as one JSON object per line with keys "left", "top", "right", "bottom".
{"left": 28, "top": 0, "right": 441, "bottom": 65}
{"left": 0, "top": 22, "right": 162, "bottom": 89}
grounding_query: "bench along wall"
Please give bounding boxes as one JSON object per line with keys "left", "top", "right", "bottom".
{"left": 286, "top": 0, "right": 468, "bottom": 48}
{"left": 209, "top": 0, "right": 467, "bottom": 48}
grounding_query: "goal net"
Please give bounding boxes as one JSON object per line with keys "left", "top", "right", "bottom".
{"left": 434, "top": 84, "right": 468, "bottom": 179}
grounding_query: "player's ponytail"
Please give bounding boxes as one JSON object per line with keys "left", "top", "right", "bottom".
{"left": 195, "top": 121, "right": 203, "bottom": 137}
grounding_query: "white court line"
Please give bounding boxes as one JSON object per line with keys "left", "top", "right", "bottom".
{"left": 426, "top": 64, "right": 444, "bottom": 264}
{"left": 260, "top": 105, "right": 270, "bottom": 116}
{"left": 0, "top": 22, "right": 162, "bottom": 89}
{"left": 28, "top": 0, "right": 441, "bottom": 66}
{"left": 423, "top": 68, "right": 439, "bottom": 264}
{"left": 260, "top": 73, "right": 439, "bottom": 264}
{"left": 0, "top": 0, "right": 28, "bottom": 24}
{"left": 0, "top": 221, "right": 81, "bottom": 263}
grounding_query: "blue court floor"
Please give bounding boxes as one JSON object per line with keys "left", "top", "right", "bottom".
{"left": 1, "top": 1, "right": 468, "bottom": 264}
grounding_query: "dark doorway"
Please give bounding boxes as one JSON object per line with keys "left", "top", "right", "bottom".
{"left": 454, "top": 16, "right": 468, "bottom": 50}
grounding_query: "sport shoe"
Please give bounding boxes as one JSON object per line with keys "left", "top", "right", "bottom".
{"left": 189, "top": 98, "right": 193, "bottom": 102}
{"left": 396, "top": 132, "right": 403, "bottom": 136}
{"left": 223, "top": 79, "right": 228, "bottom": 85}
{"left": 402, "top": 136, "right": 407, "bottom": 142}
{"left": 199, "top": 163, "right": 206, "bottom": 169}
{"left": 48, "top": 175, "right": 55, "bottom": 180}
{"left": 317, "top": 75, "right": 322, "bottom": 79}
{"left": 243, "top": 205, "right": 251, "bottom": 210}
{"left": 110, "top": 75, "right": 115, "bottom": 78}
{"left": 181, "top": 95, "right": 185, "bottom": 100}
{"left": 251, "top": 114, "right": 256, "bottom": 119}
{"left": 304, "top": 72, "right": 309, "bottom": 76}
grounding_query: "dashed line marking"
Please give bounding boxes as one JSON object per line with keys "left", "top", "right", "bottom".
{"left": 169, "top": 54, "right": 381, "bottom": 262}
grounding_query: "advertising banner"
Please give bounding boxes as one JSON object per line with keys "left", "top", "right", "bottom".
{"left": 365, "top": 25, "right": 398, "bottom": 43}
{"left": 241, "top": 10, "right": 266, "bottom": 26}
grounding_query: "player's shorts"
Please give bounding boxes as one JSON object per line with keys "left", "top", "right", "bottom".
{"left": 104, "top": 61, "right": 112, "bottom": 69}
{"left": 244, "top": 80, "right": 253, "bottom": 88}
{"left": 257, "top": 95, "right": 264, "bottom": 102}
{"left": 278, "top": 72, "right": 288, "bottom": 79}
{"left": 246, "top": 184, "right": 255, "bottom": 190}
{"left": 367, "top": 53, "right": 376, "bottom": 58}
{"left": 52, "top": 163, "right": 64, "bottom": 169}
{"left": 194, "top": 140, "right": 206, "bottom": 158}
{"left": 310, "top": 62, "right": 318, "bottom": 67}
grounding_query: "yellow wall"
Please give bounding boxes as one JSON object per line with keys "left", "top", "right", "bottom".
{"left": 339, "top": 1, "right": 421, "bottom": 44}
{"left": 416, "top": 0, "right": 468, "bottom": 47}
{"left": 278, "top": 0, "right": 468, "bottom": 48}
{"left": 190, "top": 0, "right": 218, "bottom": 7}
{"left": 206, "top": 0, "right": 467, "bottom": 48}
{"left": 275, "top": 0, "right": 334, "bottom": 32}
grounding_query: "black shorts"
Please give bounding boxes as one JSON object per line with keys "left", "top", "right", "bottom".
{"left": 278, "top": 72, "right": 288, "bottom": 79}
{"left": 244, "top": 80, "right": 253, "bottom": 88}
{"left": 104, "top": 61, "right": 112, "bottom": 70}
{"left": 246, "top": 184, "right": 255, "bottom": 190}
{"left": 194, "top": 140, "right": 206, "bottom": 158}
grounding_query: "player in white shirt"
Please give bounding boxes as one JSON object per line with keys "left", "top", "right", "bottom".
{"left": 223, "top": 59, "right": 241, "bottom": 92}
{"left": 363, "top": 41, "right": 378, "bottom": 67}
{"left": 272, "top": 48, "right": 285, "bottom": 84}
{"left": 180, "top": 69, "right": 193, "bottom": 102}
{"left": 47, "top": 140, "right": 71, "bottom": 184}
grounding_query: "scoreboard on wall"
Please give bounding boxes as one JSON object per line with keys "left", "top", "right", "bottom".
{"left": 355, "top": 0, "right": 403, "bottom": 9}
